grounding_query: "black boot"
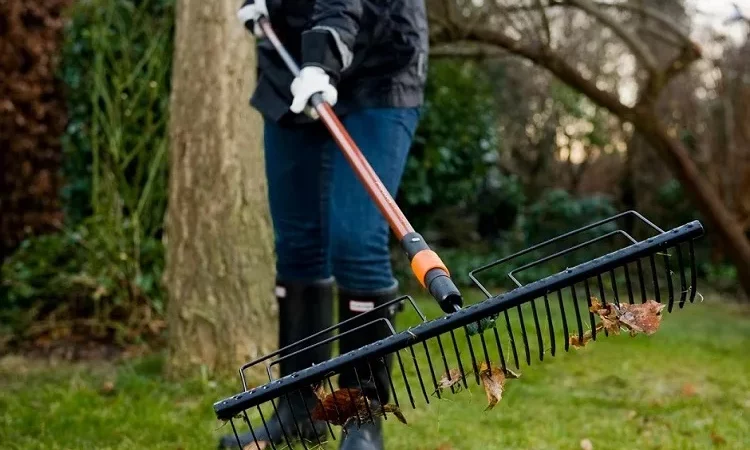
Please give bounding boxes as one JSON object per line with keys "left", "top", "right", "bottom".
{"left": 336, "top": 284, "right": 401, "bottom": 450}
{"left": 218, "top": 278, "right": 334, "bottom": 449}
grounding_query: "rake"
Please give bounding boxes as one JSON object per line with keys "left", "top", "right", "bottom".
{"left": 215, "top": 16, "right": 706, "bottom": 449}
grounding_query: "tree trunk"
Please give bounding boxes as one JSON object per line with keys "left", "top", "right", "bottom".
{"left": 164, "top": 0, "right": 276, "bottom": 378}
{"left": 633, "top": 108, "right": 750, "bottom": 299}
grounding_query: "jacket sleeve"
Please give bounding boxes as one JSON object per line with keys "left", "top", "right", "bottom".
{"left": 300, "top": 0, "right": 363, "bottom": 82}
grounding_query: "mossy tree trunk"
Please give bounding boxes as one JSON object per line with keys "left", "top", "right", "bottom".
{"left": 164, "top": 0, "right": 276, "bottom": 378}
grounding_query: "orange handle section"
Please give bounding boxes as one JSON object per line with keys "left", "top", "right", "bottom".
{"left": 411, "top": 249, "right": 450, "bottom": 288}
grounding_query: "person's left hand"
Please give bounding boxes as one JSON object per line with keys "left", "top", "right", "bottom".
{"left": 290, "top": 66, "right": 338, "bottom": 119}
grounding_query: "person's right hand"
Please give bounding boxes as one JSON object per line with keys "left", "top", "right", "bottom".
{"left": 237, "top": 0, "right": 268, "bottom": 38}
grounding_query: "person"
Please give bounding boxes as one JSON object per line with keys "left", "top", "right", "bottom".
{"left": 218, "top": 0, "right": 429, "bottom": 449}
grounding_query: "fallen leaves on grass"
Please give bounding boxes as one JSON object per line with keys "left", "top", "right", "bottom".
{"left": 243, "top": 441, "right": 268, "bottom": 450}
{"left": 710, "top": 431, "right": 727, "bottom": 446}
{"left": 580, "top": 438, "right": 594, "bottom": 450}
{"left": 311, "top": 386, "right": 407, "bottom": 428}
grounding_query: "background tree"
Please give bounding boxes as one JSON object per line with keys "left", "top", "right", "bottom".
{"left": 164, "top": 0, "right": 276, "bottom": 377}
{"left": 428, "top": 0, "right": 750, "bottom": 298}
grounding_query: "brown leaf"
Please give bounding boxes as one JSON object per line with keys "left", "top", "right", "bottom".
{"left": 243, "top": 441, "right": 268, "bottom": 450}
{"left": 478, "top": 362, "right": 506, "bottom": 410}
{"left": 434, "top": 368, "right": 467, "bottom": 394}
{"left": 569, "top": 327, "right": 600, "bottom": 348}
{"left": 312, "top": 387, "right": 407, "bottom": 428}
{"left": 100, "top": 380, "right": 116, "bottom": 396}
{"left": 617, "top": 300, "right": 665, "bottom": 336}
{"left": 710, "top": 431, "right": 726, "bottom": 446}
{"left": 681, "top": 383, "right": 697, "bottom": 397}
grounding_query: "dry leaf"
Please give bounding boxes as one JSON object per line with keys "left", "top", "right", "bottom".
{"left": 617, "top": 300, "right": 665, "bottom": 336}
{"left": 478, "top": 362, "right": 506, "bottom": 410}
{"left": 681, "top": 383, "right": 697, "bottom": 397}
{"left": 434, "top": 368, "right": 467, "bottom": 394}
{"left": 312, "top": 387, "right": 407, "bottom": 428}
{"left": 710, "top": 431, "right": 727, "bottom": 446}
{"left": 580, "top": 438, "right": 594, "bottom": 450}
{"left": 569, "top": 327, "right": 600, "bottom": 348}
{"left": 243, "top": 441, "right": 268, "bottom": 450}
{"left": 100, "top": 380, "right": 116, "bottom": 396}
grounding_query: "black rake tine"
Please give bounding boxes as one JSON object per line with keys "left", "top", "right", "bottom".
{"left": 283, "top": 392, "right": 309, "bottom": 450}
{"left": 676, "top": 244, "right": 688, "bottom": 309}
{"left": 230, "top": 419, "right": 244, "bottom": 450}
{"left": 345, "top": 385, "right": 362, "bottom": 428}
{"left": 353, "top": 367, "right": 375, "bottom": 425}
{"left": 570, "top": 285, "right": 584, "bottom": 343}
{"left": 463, "top": 326, "right": 481, "bottom": 385}
{"left": 608, "top": 269, "right": 620, "bottom": 306}
{"left": 382, "top": 356, "right": 401, "bottom": 408}
{"left": 257, "top": 405, "right": 279, "bottom": 450}
{"left": 449, "top": 330, "right": 469, "bottom": 389}
{"left": 516, "top": 304, "right": 531, "bottom": 366}
{"left": 479, "top": 329, "right": 492, "bottom": 372}
{"left": 270, "top": 399, "right": 294, "bottom": 449}
{"left": 366, "top": 360, "right": 387, "bottom": 419}
{"left": 584, "top": 279, "right": 596, "bottom": 341}
{"left": 241, "top": 410, "right": 263, "bottom": 450}
{"left": 663, "top": 249, "right": 675, "bottom": 310}
{"left": 624, "top": 263, "right": 635, "bottom": 304}
{"left": 395, "top": 350, "right": 416, "bottom": 409}
{"left": 408, "top": 344, "right": 430, "bottom": 404}
{"left": 422, "top": 340, "right": 441, "bottom": 399}
{"left": 649, "top": 253, "right": 661, "bottom": 303}
{"left": 596, "top": 275, "right": 609, "bottom": 337}
{"left": 529, "top": 297, "right": 544, "bottom": 362}
{"left": 491, "top": 325, "right": 508, "bottom": 372}
{"left": 326, "top": 377, "right": 344, "bottom": 427}
{"left": 636, "top": 259, "right": 647, "bottom": 303}
{"left": 558, "top": 290, "right": 570, "bottom": 352}
{"left": 689, "top": 239, "right": 698, "bottom": 303}
{"left": 502, "top": 310, "right": 521, "bottom": 370}
{"left": 543, "top": 293, "right": 555, "bottom": 357}
{"left": 299, "top": 389, "right": 326, "bottom": 445}
{"left": 435, "top": 335, "right": 453, "bottom": 396}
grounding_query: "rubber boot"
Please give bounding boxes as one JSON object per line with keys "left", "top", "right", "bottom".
{"left": 218, "top": 278, "right": 334, "bottom": 449}
{"left": 336, "top": 284, "right": 402, "bottom": 450}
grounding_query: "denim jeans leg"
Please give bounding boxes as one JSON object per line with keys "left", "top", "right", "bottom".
{"left": 329, "top": 107, "right": 421, "bottom": 294}
{"left": 263, "top": 119, "right": 333, "bottom": 283}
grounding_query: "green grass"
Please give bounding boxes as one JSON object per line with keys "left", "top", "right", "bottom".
{"left": 1, "top": 292, "right": 749, "bottom": 450}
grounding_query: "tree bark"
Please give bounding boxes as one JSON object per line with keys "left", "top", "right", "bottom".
{"left": 164, "top": 0, "right": 276, "bottom": 378}
{"left": 632, "top": 108, "right": 750, "bottom": 298}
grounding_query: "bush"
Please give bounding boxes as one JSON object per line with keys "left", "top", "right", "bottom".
{"left": 1, "top": 217, "right": 165, "bottom": 347}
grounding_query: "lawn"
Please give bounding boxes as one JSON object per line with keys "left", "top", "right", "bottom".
{"left": 1, "top": 291, "right": 749, "bottom": 450}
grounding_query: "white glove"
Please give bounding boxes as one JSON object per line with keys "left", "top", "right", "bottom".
{"left": 237, "top": 0, "right": 268, "bottom": 38}
{"left": 290, "top": 66, "right": 338, "bottom": 119}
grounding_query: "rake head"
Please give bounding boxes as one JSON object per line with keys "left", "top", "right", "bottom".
{"left": 213, "top": 211, "right": 704, "bottom": 449}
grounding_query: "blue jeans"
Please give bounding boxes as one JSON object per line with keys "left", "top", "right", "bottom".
{"left": 264, "top": 108, "right": 420, "bottom": 294}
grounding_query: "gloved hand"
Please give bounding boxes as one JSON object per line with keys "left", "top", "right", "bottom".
{"left": 236, "top": 0, "right": 268, "bottom": 38}
{"left": 290, "top": 66, "right": 338, "bottom": 119}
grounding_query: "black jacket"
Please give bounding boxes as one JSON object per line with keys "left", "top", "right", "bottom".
{"left": 249, "top": 0, "right": 429, "bottom": 124}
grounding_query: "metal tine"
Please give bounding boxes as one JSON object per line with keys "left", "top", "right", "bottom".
{"left": 583, "top": 279, "right": 597, "bottom": 341}
{"left": 491, "top": 325, "right": 508, "bottom": 372}
{"left": 449, "top": 330, "right": 469, "bottom": 389}
{"left": 241, "top": 410, "right": 263, "bottom": 450}
{"left": 570, "top": 285, "right": 585, "bottom": 344}
{"left": 303, "top": 385, "right": 334, "bottom": 442}
{"left": 529, "top": 296, "right": 544, "bottom": 362}
{"left": 543, "top": 293, "right": 555, "bottom": 357}
{"left": 648, "top": 254, "right": 661, "bottom": 304}
{"left": 344, "top": 383, "right": 362, "bottom": 429}
{"left": 479, "top": 325, "right": 492, "bottom": 372}
{"left": 558, "top": 290, "right": 570, "bottom": 352}
{"left": 434, "top": 335, "right": 455, "bottom": 395}
{"left": 515, "top": 304, "right": 532, "bottom": 366}
{"left": 352, "top": 367, "right": 375, "bottom": 425}
{"left": 596, "top": 274, "right": 610, "bottom": 338}
{"left": 326, "top": 377, "right": 344, "bottom": 429}
{"left": 269, "top": 398, "right": 295, "bottom": 449}
{"left": 675, "top": 244, "right": 688, "bottom": 309}
{"left": 407, "top": 344, "right": 430, "bottom": 404}
{"left": 608, "top": 269, "right": 620, "bottom": 307}
{"left": 365, "top": 360, "right": 387, "bottom": 420}
{"left": 394, "top": 349, "right": 416, "bottom": 409}
{"left": 662, "top": 248, "right": 675, "bottom": 310}
{"left": 689, "top": 239, "right": 698, "bottom": 303}
{"left": 282, "top": 392, "right": 309, "bottom": 450}
{"left": 635, "top": 259, "right": 647, "bottom": 303}
{"left": 257, "top": 404, "right": 279, "bottom": 450}
{"left": 463, "top": 326, "right": 481, "bottom": 385}
{"left": 624, "top": 262, "right": 635, "bottom": 304}
{"left": 502, "top": 310, "right": 521, "bottom": 370}
{"left": 230, "top": 419, "right": 244, "bottom": 450}
{"left": 422, "top": 340, "right": 441, "bottom": 399}
{"left": 381, "top": 356, "right": 401, "bottom": 408}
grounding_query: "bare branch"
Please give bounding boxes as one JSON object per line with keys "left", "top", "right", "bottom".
{"left": 430, "top": 42, "right": 509, "bottom": 59}
{"left": 593, "top": 1, "right": 695, "bottom": 45}
{"left": 563, "top": 0, "right": 658, "bottom": 73}
{"left": 535, "top": 0, "right": 552, "bottom": 45}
